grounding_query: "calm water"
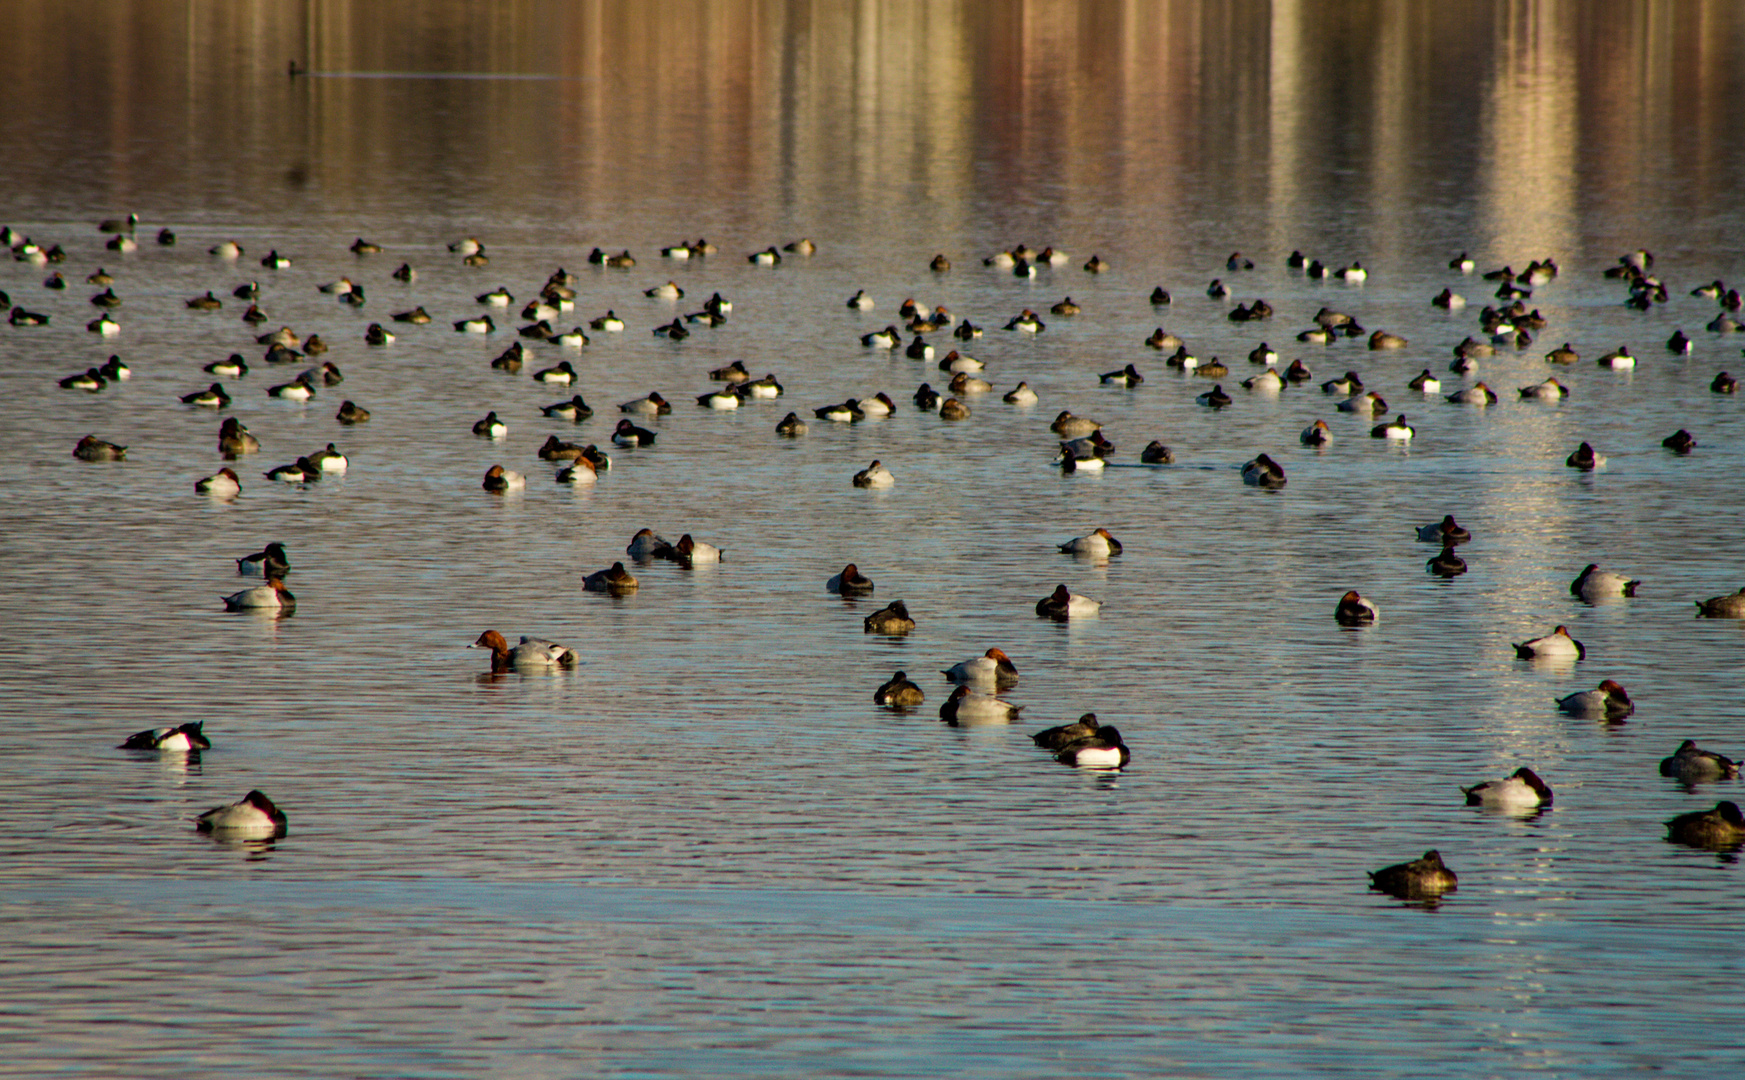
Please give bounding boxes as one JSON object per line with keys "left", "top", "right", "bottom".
{"left": 2, "top": 2, "right": 1743, "bottom": 1076}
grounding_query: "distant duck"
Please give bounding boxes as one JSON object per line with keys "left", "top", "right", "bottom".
{"left": 863, "top": 600, "right": 916, "bottom": 634}
{"left": 1003, "top": 381, "right": 1039, "bottom": 405}
{"left": 88, "top": 313, "right": 120, "bottom": 335}
{"left": 1556, "top": 680, "right": 1634, "bottom": 719}
{"left": 1206, "top": 278, "right": 1229, "bottom": 298}
{"left": 264, "top": 456, "right": 320, "bottom": 483}
{"left": 1570, "top": 564, "right": 1638, "bottom": 600}
{"left": 1051, "top": 297, "right": 1081, "bottom": 316}
{"left": 1322, "top": 371, "right": 1362, "bottom": 395}
{"left": 1369, "top": 330, "right": 1408, "bottom": 350}
{"left": 222, "top": 577, "right": 293, "bottom": 611}
{"left": 1059, "top": 528, "right": 1122, "bottom": 556}
{"left": 1659, "top": 740, "right": 1741, "bottom": 783}
{"left": 1149, "top": 286, "right": 1172, "bottom": 305}
{"left": 473, "top": 412, "right": 507, "bottom": 439}
{"left": 1432, "top": 289, "right": 1465, "bottom": 309}
{"left": 1367, "top": 850, "right": 1457, "bottom": 901}
{"left": 1409, "top": 370, "right": 1442, "bottom": 393}
{"left": 1596, "top": 345, "right": 1635, "bottom": 369}
{"left": 645, "top": 280, "right": 683, "bottom": 299}
{"left": 1140, "top": 441, "right": 1174, "bottom": 464}
{"left": 1197, "top": 385, "right": 1233, "bottom": 408}
{"left": 912, "top": 384, "right": 941, "bottom": 411}
{"left": 620, "top": 392, "right": 671, "bottom": 416}
{"left": 350, "top": 237, "right": 382, "bottom": 255}
{"left": 1666, "top": 802, "right": 1745, "bottom": 849}
{"left": 1544, "top": 342, "right": 1578, "bottom": 365}
{"left": 1513, "top": 625, "right": 1584, "bottom": 660}
{"left": 449, "top": 237, "right": 482, "bottom": 255}
{"left": 470, "top": 629, "right": 577, "bottom": 671}
{"left": 939, "top": 397, "right": 971, "bottom": 421}
{"left": 1053, "top": 726, "right": 1129, "bottom": 768}
{"left": 1082, "top": 254, "right": 1110, "bottom": 273}
{"left": 1668, "top": 329, "right": 1693, "bottom": 354}
{"left": 947, "top": 373, "right": 991, "bottom": 396}
{"left": 1695, "top": 587, "right": 1745, "bottom": 618}
{"left": 853, "top": 460, "right": 895, "bottom": 488}
{"left": 1462, "top": 767, "right": 1552, "bottom": 810}
{"left": 846, "top": 289, "right": 875, "bottom": 310}
{"left": 1032, "top": 713, "right": 1101, "bottom": 751}
{"left": 906, "top": 335, "right": 935, "bottom": 361}
{"left": 939, "top": 350, "right": 983, "bottom": 373}
{"left": 1426, "top": 543, "right": 1466, "bottom": 577}
{"left": 943, "top": 648, "right": 1018, "bottom": 688}
{"left": 1663, "top": 429, "right": 1696, "bottom": 454}
{"left": 1100, "top": 363, "right": 1143, "bottom": 386}
{"left": 59, "top": 367, "right": 106, "bottom": 392}
{"left": 491, "top": 342, "right": 525, "bottom": 372}
{"left": 583, "top": 562, "right": 639, "bottom": 594}
{"left": 875, "top": 670, "right": 925, "bottom": 707}
{"left": 392, "top": 263, "right": 416, "bottom": 281}
{"left": 218, "top": 418, "right": 260, "bottom": 458}
{"left": 954, "top": 320, "right": 982, "bottom": 340}
{"left": 1561, "top": 440, "right": 1607, "bottom": 471}
{"left": 482, "top": 465, "right": 525, "bottom": 492}
{"left": 392, "top": 306, "right": 431, "bottom": 324}
{"left": 748, "top": 246, "right": 781, "bottom": 265}
{"left": 1372, "top": 415, "right": 1414, "bottom": 440}
{"left": 267, "top": 375, "right": 316, "bottom": 400}
{"left": 1242, "top": 368, "right": 1283, "bottom": 391}
{"left": 815, "top": 400, "right": 864, "bottom": 423}
{"left": 590, "top": 310, "right": 625, "bottom": 331}
{"left": 1035, "top": 584, "right": 1102, "bottom": 621}
{"left": 1335, "top": 590, "right": 1378, "bottom": 626}
{"left": 1519, "top": 377, "right": 1567, "bottom": 400}
{"left": 73, "top": 435, "right": 126, "bottom": 461}
{"left": 210, "top": 240, "right": 243, "bottom": 258}
{"left": 181, "top": 382, "right": 231, "bottom": 408}
{"left": 1337, "top": 391, "right": 1387, "bottom": 414}
{"left": 364, "top": 323, "right": 394, "bottom": 345}
{"left": 827, "top": 564, "right": 875, "bottom": 595}
{"left": 1004, "top": 309, "right": 1045, "bottom": 333}
{"left": 195, "top": 468, "right": 241, "bottom": 497}
{"left": 119, "top": 721, "right": 211, "bottom": 751}
{"left": 1146, "top": 328, "right": 1184, "bottom": 350}
{"left": 196, "top": 790, "right": 288, "bottom": 837}
{"left": 1446, "top": 383, "right": 1497, "bottom": 405}
{"left": 1712, "top": 371, "right": 1738, "bottom": 394}
{"left": 862, "top": 325, "right": 902, "bottom": 348}
{"left": 454, "top": 314, "right": 495, "bottom": 333}
{"left": 1336, "top": 262, "right": 1367, "bottom": 282}
{"left": 612, "top": 419, "right": 657, "bottom": 447}
{"left": 335, "top": 400, "right": 371, "bottom": 424}
{"left": 1416, "top": 515, "right": 1470, "bottom": 544}
{"left": 940, "top": 685, "right": 1024, "bottom": 727}
{"left": 260, "top": 249, "right": 291, "bottom": 269}
{"left": 775, "top": 411, "right": 808, "bottom": 436}
{"left": 1051, "top": 411, "right": 1101, "bottom": 438}
{"left": 1300, "top": 419, "right": 1333, "bottom": 446}
{"left": 1240, "top": 453, "right": 1285, "bottom": 488}
{"left": 653, "top": 534, "right": 722, "bottom": 566}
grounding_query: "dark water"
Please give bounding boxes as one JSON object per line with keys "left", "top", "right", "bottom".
{"left": 2, "top": 2, "right": 1743, "bottom": 1076}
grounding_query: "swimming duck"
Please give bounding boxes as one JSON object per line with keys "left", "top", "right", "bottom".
{"left": 1462, "top": 767, "right": 1552, "bottom": 809}
{"left": 1099, "top": 364, "right": 1143, "bottom": 387}
{"left": 1369, "top": 330, "right": 1408, "bottom": 350}
{"left": 73, "top": 435, "right": 126, "bottom": 461}
{"left": 300, "top": 361, "right": 343, "bottom": 386}
{"left": 1300, "top": 419, "right": 1333, "bottom": 446}
{"left": 853, "top": 460, "right": 895, "bottom": 488}
{"left": 863, "top": 600, "right": 916, "bottom": 634}
{"left": 938, "top": 351, "right": 983, "bottom": 374}
{"left": 1712, "top": 371, "right": 1738, "bottom": 394}
{"left": 1571, "top": 564, "right": 1637, "bottom": 600}
{"left": 654, "top": 534, "right": 722, "bottom": 566}
{"left": 645, "top": 281, "right": 684, "bottom": 300}
{"left": 938, "top": 398, "right": 970, "bottom": 421}
{"left": 472, "top": 412, "right": 507, "bottom": 439}
{"left": 1518, "top": 377, "right": 1568, "bottom": 401}
{"left": 748, "top": 246, "right": 781, "bottom": 265}
{"left": 944, "top": 648, "right": 1018, "bottom": 688}
{"left": 335, "top": 400, "right": 371, "bottom": 424}
{"left": 364, "top": 323, "right": 395, "bottom": 346}
{"left": 940, "top": 685, "right": 1024, "bottom": 727}
{"left": 237, "top": 542, "right": 289, "bottom": 578}
{"left": 1556, "top": 680, "right": 1634, "bottom": 719}
{"left": 913, "top": 384, "right": 942, "bottom": 411}
{"left": 350, "top": 237, "right": 382, "bottom": 255}
{"left": 1004, "top": 310, "right": 1045, "bottom": 333}
{"left": 454, "top": 314, "right": 496, "bottom": 333}
{"left": 1297, "top": 326, "right": 1336, "bottom": 345}
{"left": 1059, "top": 451, "right": 1103, "bottom": 473}
{"left": 589, "top": 310, "right": 625, "bottom": 332}
{"left": 538, "top": 395, "right": 590, "bottom": 421}
{"left": 202, "top": 354, "right": 247, "bottom": 378}
{"left": 1596, "top": 346, "right": 1635, "bottom": 370}
{"left": 264, "top": 457, "right": 320, "bottom": 483}
{"left": 776, "top": 412, "right": 808, "bottom": 436}
{"left": 610, "top": 420, "right": 655, "bottom": 447}
{"left": 490, "top": 343, "right": 525, "bottom": 373}
{"left": 1035, "top": 584, "right": 1102, "bottom": 621}
{"left": 814, "top": 400, "right": 864, "bottom": 423}
{"left": 1193, "top": 356, "right": 1229, "bottom": 378}
{"left": 1140, "top": 441, "right": 1174, "bottom": 464}
{"left": 267, "top": 375, "right": 316, "bottom": 401}
{"left": 87, "top": 313, "right": 120, "bottom": 335}
{"left": 1337, "top": 391, "right": 1387, "bottom": 414}
{"left": 1243, "top": 369, "right": 1283, "bottom": 392}
{"left": 1659, "top": 741, "right": 1741, "bottom": 783}
{"left": 1666, "top": 802, "right": 1745, "bottom": 849}
{"left": 619, "top": 392, "right": 671, "bottom": 416}
{"left": 178, "top": 382, "right": 230, "bottom": 408}
{"left": 954, "top": 320, "right": 982, "bottom": 340}
{"left": 263, "top": 343, "right": 303, "bottom": 365}
{"left": 874, "top": 670, "right": 925, "bottom": 707}
{"left": 1402, "top": 371, "right": 1440, "bottom": 394}
{"left": 1372, "top": 415, "right": 1414, "bottom": 440}
{"left": 583, "top": 562, "right": 639, "bottom": 594}
{"left": 59, "top": 367, "right": 106, "bottom": 392}
{"left": 222, "top": 577, "right": 294, "bottom": 611}
{"left": 449, "top": 237, "right": 482, "bottom": 255}
{"left": 1432, "top": 289, "right": 1465, "bottom": 309}
{"left": 218, "top": 418, "right": 260, "bottom": 458}
{"left": 318, "top": 276, "right": 355, "bottom": 296}
{"left": 1058, "top": 432, "right": 1115, "bottom": 462}
{"left": 904, "top": 335, "right": 935, "bottom": 362}
{"left": 1002, "top": 381, "right": 1039, "bottom": 405}
{"left": 1542, "top": 342, "right": 1578, "bottom": 365}
{"left": 209, "top": 240, "right": 243, "bottom": 259}
{"left": 1335, "top": 590, "right": 1378, "bottom": 626}
{"left": 1667, "top": 329, "right": 1693, "bottom": 355}
{"left": 390, "top": 306, "right": 432, "bottom": 325}
{"left": 624, "top": 529, "right": 669, "bottom": 560}
{"left": 1145, "top": 328, "right": 1184, "bottom": 351}
{"left": 1695, "top": 587, "right": 1745, "bottom": 618}
{"left": 1336, "top": 263, "right": 1367, "bottom": 282}
{"left": 240, "top": 303, "right": 268, "bottom": 325}
{"left": 695, "top": 388, "right": 740, "bottom": 410}
{"left": 1051, "top": 297, "right": 1081, "bottom": 317}
{"left": 555, "top": 458, "right": 597, "bottom": 485}
{"left": 1241, "top": 453, "right": 1285, "bottom": 488}
{"left": 196, "top": 468, "right": 241, "bottom": 497}
{"left": 471, "top": 629, "right": 578, "bottom": 671}
{"left": 119, "top": 721, "right": 211, "bottom": 752}
{"left": 482, "top": 465, "right": 526, "bottom": 492}
{"left": 531, "top": 361, "right": 576, "bottom": 385}
{"left": 862, "top": 325, "right": 902, "bottom": 349}
{"left": 949, "top": 372, "right": 992, "bottom": 395}
{"left": 1032, "top": 713, "right": 1101, "bottom": 751}
{"left": 1053, "top": 726, "right": 1129, "bottom": 767}
{"left": 260, "top": 249, "right": 291, "bottom": 269}
{"left": 1427, "top": 544, "right": 1466, "bottom": 577}
{"left": 930, "top": 254, "right": 952, "bottom": 273}
{"left": 1197, "top": 385, "right": 1233, "bottom": 409}
{"left": 1663, "top": 429, "right": 1696, "bottom": 454}
{"left": 827, "top": 564, "right": 874, "bottom": 595}
{"left": 1322, "top": 371, "right": 1363, "bottom": 396}
{"left": 196, "top": 790, "right": 287, "bottom": 837}
{"left": 1367, "top": 850, "right": 1456, "bottom": 900}
{"left": 1205, "top": 278, "right": 1229, "bottom": 299}
{"left": 1058, "top": 528, "right": 1122, "bottom": 557}
{"left": 1416, "top": 516, "right": 1471, "bottom": 544}
{"left": 1514, "top": 626, "right": 1583, "bottom": 660}
{"left": 306, "top": 444, "right": 346, "bottom": 474}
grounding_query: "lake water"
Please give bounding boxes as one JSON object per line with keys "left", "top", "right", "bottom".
{"left": 2, "top": 2, "right": 1743, "bottom": 1076}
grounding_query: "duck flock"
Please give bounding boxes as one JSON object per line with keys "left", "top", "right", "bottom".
{"left": 17, "top": 215, "right": 1745, "bottom": 900}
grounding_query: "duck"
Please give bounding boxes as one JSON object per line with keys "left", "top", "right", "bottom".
{"left": 653, "top": 534, "right": 722, "bottom": 566}
{"left": 482, "top": 465, "right": 526, "bottom": 492}
{"left": 1035, "top": 584, "right": 1102, "bottom": 620}
{"left": 209, "top": 240, "right": 243, "bottom": 259}
{"left": 1197, "top": 385, "right": 1233, "bottom": 409}
{"left": 1322, "top": 371, "right": 1363, "bottom": 396}
{"left": 1140, "top": 441, "right": 1174, "bottom": 464}
{"left": 203, "top": 354, "right": 248, "bottom": 377}
{"left": 542, "top": 395, "right": 592, "bottom": 420}
{"left": 1667, "top": 329, "right": 1693, "bottom": 355}
{"left": 196, "top": 790, "right": 288, "bottom": 837}
{"left": 1367, "top": 850, "right": 1456, "bottom": 900}
{"left": 748, "top": 246, "right": 782, "bottom": 265}
{"left": 738, "top": 374, "right": 784, "bottom": 399}
{"left": 1099, "top": 364, "right": 1143, "bottom": 387}
{"left": 555, "top": 458, "right": 597, "bottom": 485}
{"left": 318, "top": 276, "right": 355, "bottom": 296}
{"left": 1051, "top": 297, "right": 1081, "bottom": 316}
{"left": 1596, "top": 346, "right": 1635, "bottom": 370}
{"left": 1519, "top": 377, "right": 1568, "bottom": 400}
{"left": 266, "top": 375, "right": 316, "bottom": 401}
{"left": 1462, "top": 767, "right": 1552, "bottom": 809}
{"left": 222, "top": 577, "right": 294, "bottom": 611}
{"left": 1206, "top": 278, "right": 1229, "bottom": 298}
{"left": 1712, "top": 371, "right": 1738, "bottom": 394}
{"left": 263, "top": 343, "right": 303, "bottom": 365}
{"left": 1543, "top": 342, "right": 1578, "bottom": 365}
{"left": 1666, "top": 802, "right": 1745, "bottom": 848}
{"left": 1032, "top": 713, "right": 1101, "bottom": 751}
{"left": 1556, "top": 680, "right": 1634, "bottom": 719}
{"left": 391, "top": 306, "right": 432, "bottom": 325}
{"left": 775, "top": 412, "right": 808, "bottom": 436}
{"left": 1145, "top": 328, "right": 1185, "bottom": 351}
{"left": 874, "top": 670, "right": 925, "bottom": 707}
{"left": 1300, "top": 419, "right": 1333, "bottom": 446}
{"left": 1659, "top": 741, "right": 1741, "bottom": 783}
{"left": 620, "top": 392, "right": 672, "bottom": 416}
{"left": 1058, "top": 528, "right": 1122, "bottom": 556}
{"left": 862, "top": 325, "right": 903, "bottom": 349}
{"left": 350, "top": 237, "right": 382, "bottom": 255}
{"left": 645, "top": 281, "right": 684, "bottom": 300}
{"left": 472, "top": 412, "right": 507, "bottom": 439}
{"left": 60, "top": 368, "right": 106, "bottom": 392}
{"left": 530, "top": 361, "right": 576, "bottom": 385}
{"left": 625, "top": 530, "right": 669, "bottom": 560}
{"left": 237, "top": 542, "right": 289, "bottom": 578}
{"left": 1004, "top": 309, "right": 1045, "bottom": 333}
{"left": 1445, "top": 383, "right": 1498, "bottom": 405}
{"left": 857, "top": 392, "right": 896, "bottom": 416}
{"left": 1369, "top": 330, "right": 1408, "bottom": 350}
{"left": 938, "top": 398, "right": 971, "bottom": 421}
{"left": 260, "top": 249, "right": 291, "bottom": 269}
{"left": 708, "top": 360, "right": 750, "bottom": 384}
{"left": 905, "top": 335, "right": 935, "bottom": 361}
{"left": 814, "top": 400, "right": 864, "bottom": 423}
{"left": 1571, "top": 564, "right": 1638, "bottom": 600}
{"left": 363, "top": 323, "right": 395, "bottom": 346}
{"left": 938, "top": 350, "right": 983, "bottom": 374}
{"left": 264, "top": 457, "right": 319, "bottom": 483}
{"left": 73, "top": 435, "right": 126, "bottom": 461}
{"left": 1242, "top": 368, "right": 1283, "bottom": 391}
{"left": 1050, "top": 412, "right": 1101, "bottom": 438}
{"left": 1432, "top": 288, "right": 1465, "bottom": 309}
{"left": 1695, "top": 587, "right": 1745, "bottom": 618}
{"left": 583, "top": 562, "right": 639, "bottom": 594}
{"left": 696, "top": 388, "right": 740, "bottom": 410}
{"left": 1335, "top": 590, "right": 1378, "bottom": 626}
{"left": 1514, "top": 625, "right": 1583, "bottom": 660}
{"left": 827, "top": 564, "right": 875, "bottom": 595}
{"left": 1002, "top": 381, "right": 1039, "bottom": 405}
{"left": 87, "top": 313, "right": 120, "bottom": 335}
{"left": 1240, "top": 453, "right": 1285, "bottom": 488}
{"left": 949, "top": 372, "right": 992, "bottom": 395}
{"left": 335, "top": 400, "right": 371, "bottom": 424}
{"left": 449, "top": 237, "right": 482, "bottom": 255}
{"left": 299, "top": 361, "right": 343, "bottom": 386}
{"left": 1201, "top": 358, "right": 1234, "bottom": 378}
{"left": 1372, "top": 415, "right": 1415, "bottom": 440}
{"left": 1053, "top": 726, "right": 1129, "bottom": 768}
{"left": 863, "top": 600, "right": 916, "bottom": 634}
{"left": 1427, "top": 544, "right": 1466, "bottom": 577}
{"left": 954, "top": 320, "right": 982, "bottom": 340}
{"left": 1297, "top": 326, "right": 1336, "bottom": 345}
{"left": 218, "top": 418, "right": 260, "bottom": 458}
{"left": 930, "top": 254, "right": 951, "bottom": 273}
{"left": 939, "top": 685, "right": 1024, "bottom": 727}
{"left": 1409, "top": 370, "right": 1442, "bottom": 393}
{"left": 913, "top": 384, "right": 942, "bottom": 411}
{"left": 1334, "top": 391, "right": 1385, "bottom": 415}
{"left": 853, "top": 460, "right": 895, "bottom": 488}
{"left": 1336, "top": 262, "right": 1368, "bottom": 282}
{"left": 470, "top": 629, "right": 578, "bottom": 671}
{"left": 306, "top": 444, "right": 348, "bottom": 475}
{"left": 1416, "top": 516, "right": 1471, "bottom": 544}
{"left": 943, "top": 648, "right": 1019, "bottom": 688}
{"left": 1663, "top": 429, "right": 1696, "bottom": 454}
{"left": 454, "top": 314, "right": 496, "bottom": 333}
{"left": 119, "top": 721, "right": 211, "bottom": 752}
{"left": 607, "top": 420, "right": 653, "bottom": 448}
{"left": 589, "top": 310, "right": 625, "bottom": 332}
{"left": 196, "top": 468, "right": 242, "bottom": 497}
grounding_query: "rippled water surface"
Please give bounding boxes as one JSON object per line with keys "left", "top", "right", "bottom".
{"left": 3, "top": 2, "right": 1744, "bottom": 1076}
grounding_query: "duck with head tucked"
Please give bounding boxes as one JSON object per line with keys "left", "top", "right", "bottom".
{"left": 470, "top": 630, "right": 578, "bottom": 671}
{"left": 1367, "top": 850, "right": 1457, "bottom": 901}
{"left": 863, "top": 600, "right": 916, "bottom": 635}
{"left": 875, "top": 670, "right": 925, "bottom": 707}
